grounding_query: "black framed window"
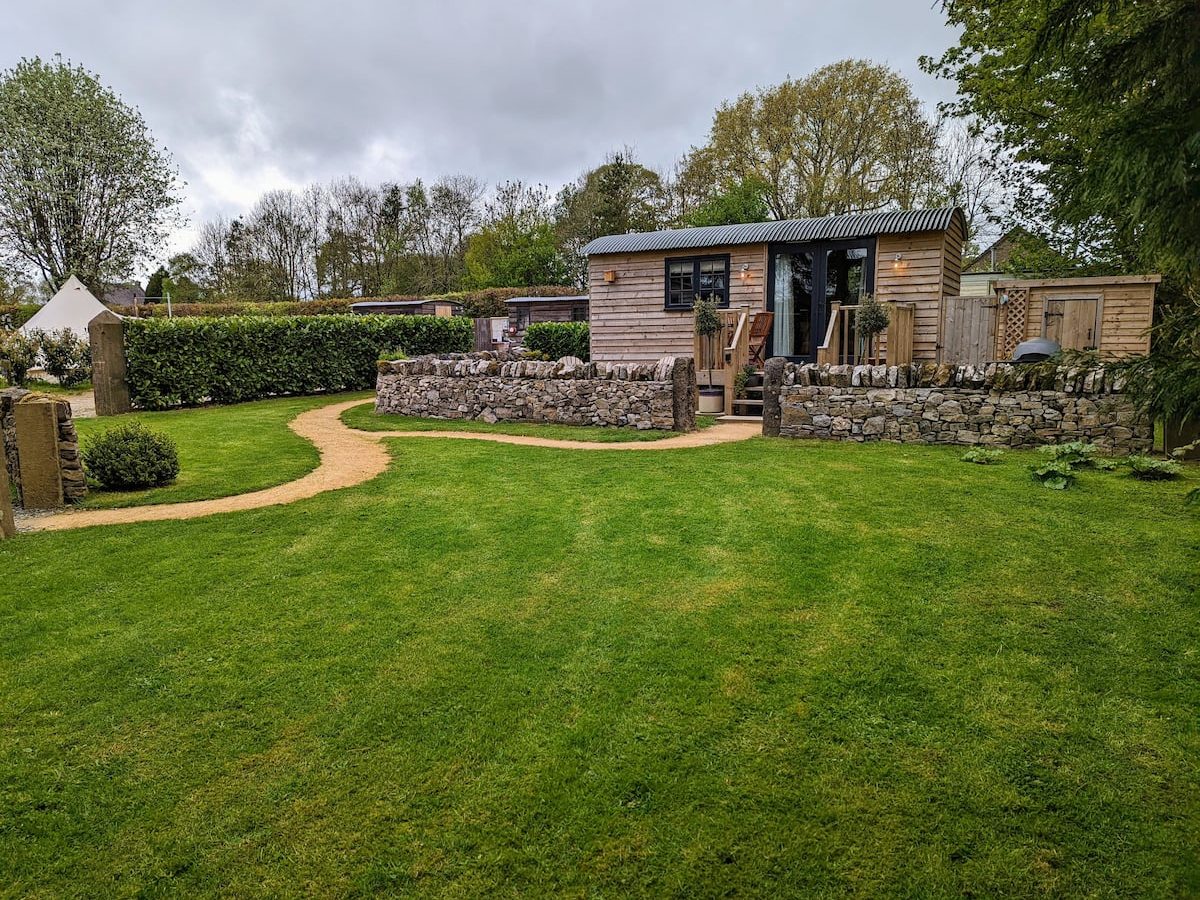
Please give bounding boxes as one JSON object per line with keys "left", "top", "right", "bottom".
{"left": 664, "top": 254, "right": 730, "bottom": 309}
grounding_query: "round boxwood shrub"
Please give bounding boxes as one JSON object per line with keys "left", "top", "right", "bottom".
{"left": 84, "top": 421, "right": 180, "bottom": 490}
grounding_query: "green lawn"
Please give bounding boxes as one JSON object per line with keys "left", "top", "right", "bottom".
{"left": 2, "top": 399, "right": 1198, "bottom": 896}
{"left": 72, "top": 394, "right": 368, "bottom": 509}
{"left": 343, "top": 401, "right": 716, "bottom": 442}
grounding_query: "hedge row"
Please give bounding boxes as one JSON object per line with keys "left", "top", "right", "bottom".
{"left": 523, "top": 322, "right": 590, "bottom": 361}
{"left": 109, "top": 286, "right": 582, "bottom": 319}
{"left": 114, "top": 299, "right": 355, "bottom": 318}
{"left": 124, "top": 314, "right": 472, "bottom": 409}
{"left": 0, "top": 303, "right": 42, "bottom": 330}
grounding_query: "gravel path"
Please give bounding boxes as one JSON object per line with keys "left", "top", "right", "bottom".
{"left": 19, "top": 400, "right": 760, "bottom": 532}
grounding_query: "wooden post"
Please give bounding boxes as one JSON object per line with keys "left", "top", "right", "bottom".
{"left": 473, "top": 317, "right": 492, "bottom": 352}
{"left": 89, "top": 310, "right": 131, "bottom": 416}
{"left": 0, "top": 430, "right": 14, "bottom": 539}
{"left": 14, "top": 399, "right": 63, "bottom": 509}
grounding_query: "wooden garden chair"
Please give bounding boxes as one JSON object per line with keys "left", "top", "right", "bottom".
{"left": 748, "top": 311, "right": 774, "bottom": 367}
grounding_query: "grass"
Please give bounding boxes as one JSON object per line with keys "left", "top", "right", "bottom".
{"left": 1, "top": 398, "right": 1198, "bottom": 896}
{"left": 343, "top": 401, "right": 717, "bottom": 441}
{"left": 0, "top": 377, "right": 91, "bottom": 396}
{"left": 73, "top": 393, "right": 368, "bottom": 509}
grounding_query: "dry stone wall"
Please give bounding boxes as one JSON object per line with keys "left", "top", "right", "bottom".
{"left": 1, "top": 387, "right": 87, "bottom": 505}
{"left": 762, "top": 361, "right": 1150, "bottom": 453}
{"left": 376, "top": 352, "right": 697, "bottom": 432}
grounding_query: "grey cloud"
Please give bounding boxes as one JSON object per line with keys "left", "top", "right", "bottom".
{"left": 3, "top": 0, "right": 959, "bottom": 255}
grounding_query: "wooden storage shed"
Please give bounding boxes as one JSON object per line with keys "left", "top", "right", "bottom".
{"left": 991, "top": 275, "right": 1159, "bottom": 359}
{"left": 582, "top": 207, "right": 966, "bottom": 366}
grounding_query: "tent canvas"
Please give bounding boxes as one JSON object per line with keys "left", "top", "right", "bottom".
{"left": 20, "top": 276, "right": 112, "bottom": 342}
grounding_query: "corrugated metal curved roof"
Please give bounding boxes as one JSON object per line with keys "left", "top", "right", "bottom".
{"left": 582, "top": 207, "right": 962, "bottom": 256}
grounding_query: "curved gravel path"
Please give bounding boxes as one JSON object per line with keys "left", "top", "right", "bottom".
{"left": 21, "top": 400, "right": 760, "bottom": 532}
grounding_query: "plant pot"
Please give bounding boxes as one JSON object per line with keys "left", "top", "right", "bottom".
{"left": 698, "top": 387, "right": 725, "bottom": 414}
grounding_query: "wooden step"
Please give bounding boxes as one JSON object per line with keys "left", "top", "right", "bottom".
{"left": 734, "top": 398, "right": 764, "bottom": 407}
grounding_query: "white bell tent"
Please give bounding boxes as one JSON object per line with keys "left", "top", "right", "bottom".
{"left": 20, "top": 276, "right": 112, "bottom": 342}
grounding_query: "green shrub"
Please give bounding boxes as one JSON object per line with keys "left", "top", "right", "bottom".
{"left": 38, "top": 328, "right": 92, "bottom": 387}
{"left": 0, "top": 330, "right": 41, "bottom": 385}
{"left": 1126, "top": 455, "right": 1184, "bottom": 481}
{"left": 961, "top": 447, "right": 1004, "bottom": 465}
{"left": 109, "top": 287, "right": 582, "bottom": 320}
{"left": 1030, "top": 458, "right": 1077, "bottom": 490}
{"left": 1039, "top": 441, "right": 1100, "bottom": 467}
{"left": 84, "top": 422, "right": 180, "bottom": 489}
{"left": 0, "top": 303, "right": 42, "bottom": 330}
{"left": 523, "top": 321, "right": 590, "bottom": 361}
{"left": 123, "top": 314, "right": 472, "bottom": 409}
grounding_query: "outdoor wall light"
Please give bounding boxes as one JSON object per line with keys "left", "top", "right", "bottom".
{"left": 892, "top": 252, "right": 906, "bottom": 271}
{"left": 603, "top": 270, "right": 618, "bottom": 283}
{"left": 739, "top": 263, "right": 752, "bottom": 280}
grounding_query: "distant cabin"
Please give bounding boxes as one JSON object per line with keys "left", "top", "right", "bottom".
{"left": 960, "top": 229, "right": 1028, "bottom": 298}
{"left": 350, "top": 298, "right": 461, "bottom": 317}
{"left": 506, "top": 295, "right": 589, "bottom": 342}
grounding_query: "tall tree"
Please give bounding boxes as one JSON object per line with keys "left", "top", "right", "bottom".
{"left": 924, "top": 0, "right": 1200, "bottom": 423}
{"left": 681, "top": 61, "right": 941, "bottom": 220}
{"left": 679, "top": 176, "right": 771, "bottom": 228}
{"left": 0, "top": 57, "right": 180, "bottom": 293}
{"left": 922, "top": 0, "right": 1199, "bottom": 278}
{"left": 464, "top": 181, "right": 568, "bottom": 288}
{"left": 556, "top": 151, "right": 667, "bottom": 285}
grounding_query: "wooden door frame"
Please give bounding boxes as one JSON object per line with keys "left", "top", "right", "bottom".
{"left": 765, "top": 237, "right": 877, "bottom": 362}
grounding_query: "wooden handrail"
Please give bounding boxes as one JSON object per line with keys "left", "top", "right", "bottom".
{"left": 816, "top": 302, "right": 843, "bottom": 366}
{"left": 725, "top": 310, "right": 747, "bottom": 355}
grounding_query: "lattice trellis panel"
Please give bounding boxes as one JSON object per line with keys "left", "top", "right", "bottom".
{"left": 996, "top": 288, "right": 1028, "bottom": 359}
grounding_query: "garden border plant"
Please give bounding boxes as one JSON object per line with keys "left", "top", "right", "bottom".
{"left": 522, "top": 321, "right": 589, "bottom": 361}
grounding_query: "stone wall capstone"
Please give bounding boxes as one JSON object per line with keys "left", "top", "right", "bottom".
{"left": 376, "top": 352, "right": 697, "bottom": 432}
{"left": 1, "top": 387, "right": 87, "bottom": 505}
{"left": 763, "top": 362, "right": 1151, "bottom": 453}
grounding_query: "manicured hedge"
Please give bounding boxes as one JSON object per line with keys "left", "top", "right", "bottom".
{"left": 124, "top": 314, "right": 472, "bottom": 409}
{"left": 523, "top": 321, "right": 590, "bottom": 361}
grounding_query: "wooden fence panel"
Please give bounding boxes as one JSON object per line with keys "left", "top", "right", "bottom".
{"left": 940, "top": 296, "right": 998, "bottom": 365}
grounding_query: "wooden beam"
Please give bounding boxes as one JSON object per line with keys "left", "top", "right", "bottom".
{"left": 993, "top": 275, "right": 1161, "bottom": 289}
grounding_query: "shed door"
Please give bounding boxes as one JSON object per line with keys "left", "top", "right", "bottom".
{"left": 1043, "top": 295, "right": 1101, "bottom": 351}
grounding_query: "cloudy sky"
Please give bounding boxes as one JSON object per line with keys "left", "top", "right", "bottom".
{"left": 4, "top": 0, "right": 959, "bottom": 267}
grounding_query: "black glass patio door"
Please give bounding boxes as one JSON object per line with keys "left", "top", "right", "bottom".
{"left": 769, "top": 239, "right": 875, "bottom": 361}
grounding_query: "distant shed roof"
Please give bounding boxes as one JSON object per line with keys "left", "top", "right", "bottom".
{"left": 582, "top": 207, "right": 962, "bottom": 256}
{"left": 505, "top": 295, "right": 589, "bottom": 304}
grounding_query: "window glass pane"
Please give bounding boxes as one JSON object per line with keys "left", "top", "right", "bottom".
{"left": 825, "top": 247, "right": 868, "bottom": 306}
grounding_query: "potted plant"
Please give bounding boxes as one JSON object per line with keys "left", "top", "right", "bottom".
{"left": 694, "top": 296, "right": 724, "bottom": 413}
{"left": 855, "top": 293, "right": 889, "bottom": 364}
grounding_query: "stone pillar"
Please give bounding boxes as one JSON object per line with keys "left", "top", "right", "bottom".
{"left": 670, "top": 356, "right": 697, "bottom": 432}
{"left": 0, "top": 431, "right": 14, "bottom": 539}
{"left": 89, "top": 310, "right": 131, "bottom": 416}
{"left": 14, "top": 398, "right": 63, "bottom": 509}
{"left": 761, "top": 356, "right": 786, "bottom": 437}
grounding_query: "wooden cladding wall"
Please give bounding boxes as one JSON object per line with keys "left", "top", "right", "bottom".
{"left": 874, "top": 230, "right": 952, "bottom": 362}
{"left": 588, "top": 244, "right": 768, "bottom": 363}
{"left": 588, "top": 224, "right": 964, "bottom": 365}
